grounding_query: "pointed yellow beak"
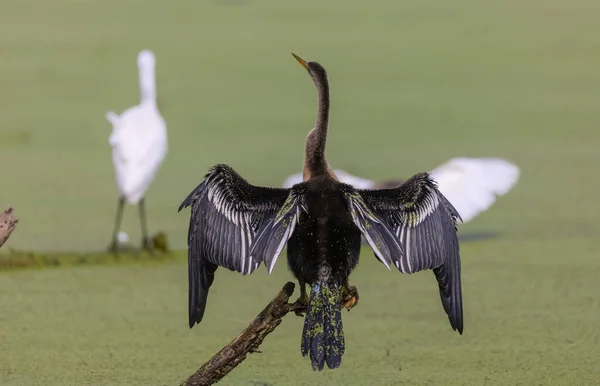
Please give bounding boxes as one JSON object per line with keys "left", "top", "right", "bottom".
{"left": 291, "top": 53, "right": 308, "bottom": 70}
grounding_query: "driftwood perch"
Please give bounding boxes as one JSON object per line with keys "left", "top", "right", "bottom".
{"left": 0, "top": 207, "right": 18, "bottom": 248}
{"left": 182, "top": 282, "right": 300, "bottom": 386}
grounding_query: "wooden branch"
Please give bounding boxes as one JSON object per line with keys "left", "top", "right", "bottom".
{"left": 182, "top": 282, "right": 300, "bottom": 386}
{"left": 0, "top": 207, "right": 18, "bottom": 248}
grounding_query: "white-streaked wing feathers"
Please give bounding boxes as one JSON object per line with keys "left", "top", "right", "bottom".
{"left": 252, "top": 195, "right": 306, "bottom": 274}
{"left": 179, "top": 164, "right": 305, "bottom": 276}
{"left": 343, "top": 173, "right": 463, "bottom": 333}
{"left": 352, "top": 173, "right": 461, "bottom": 274}
{"left": 342, "top": 190, "right": 401, "bottom": 270}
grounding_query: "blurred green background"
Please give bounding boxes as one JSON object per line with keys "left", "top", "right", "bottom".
{"left": 1, "top": 0, "right": 600, "bottom": 385}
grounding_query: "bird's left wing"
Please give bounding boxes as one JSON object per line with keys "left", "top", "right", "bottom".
{"left": 179, "top": 163, "right": 306, "bottom": 276}
{"left": 179, "top": 164, "right": 306, "bottom": 327}
{"left": 342, "top": 173, "right": 464, "bottom": 333}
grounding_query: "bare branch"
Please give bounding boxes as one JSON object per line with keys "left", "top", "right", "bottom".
{"left": 182, "top": 282, "right": 303, "bottom": 386}
{"left": 0, "top": 207, "right": 18, "bottom": 248}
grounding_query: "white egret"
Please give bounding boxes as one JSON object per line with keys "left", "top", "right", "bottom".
{"left": 282, "top": 157, "right": 520, "bottom": 223}
{"left": 105, "top": 49, "right": 167, "bottom": 252}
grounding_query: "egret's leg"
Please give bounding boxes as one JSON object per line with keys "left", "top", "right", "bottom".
{"left": 341, "top": 284, "right": 359, "bottom": 311}
{"left": 290, "top": 280, "right": 309, "bottom": 317}
{"left": 108, "top": 197, "right": 125, "bottom": 253}
{"left": 139, "top": 198, "right": 152, "bottom": 252}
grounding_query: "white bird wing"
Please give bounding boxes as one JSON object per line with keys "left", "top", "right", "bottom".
{"left": 282, "top": 172, "right": 303, "bottom": 188}
{"left": 428, "top": 157, "right": 520, "bottom": 223}
{"left": 333, "top": 169, "right": 376, "bottom": 189}
{"left": 110, "top": 106, "right": 166, "bottom": 160}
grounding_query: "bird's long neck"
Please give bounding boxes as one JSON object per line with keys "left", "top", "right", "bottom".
{"left": 303, "top": 76, "right": 330, "bottom": 179}
{"left": 139, "top": 63, "right": 157, "bottom": 106}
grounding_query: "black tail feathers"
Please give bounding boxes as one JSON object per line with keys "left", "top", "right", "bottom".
{"left": 301, "top": 281, "right": 345, "bottom": 371}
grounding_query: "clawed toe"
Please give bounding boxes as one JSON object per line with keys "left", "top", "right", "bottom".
{"left": 341, "top": 285, "right": 359, "bottom": 311}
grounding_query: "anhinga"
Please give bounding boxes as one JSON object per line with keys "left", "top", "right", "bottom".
{"left": 178, "top": 53, "right": 463, "bottom": 371}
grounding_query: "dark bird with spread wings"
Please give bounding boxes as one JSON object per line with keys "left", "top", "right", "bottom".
{"left": 178, "top": 53, "right": 464, "bottom": 371}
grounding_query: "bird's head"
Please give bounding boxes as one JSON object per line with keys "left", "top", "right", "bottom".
{"left": 137, "top": 50, "right": 156, "bottom": 69}
{"left": 291, "top": 53, "right": 328, "bottom": 87}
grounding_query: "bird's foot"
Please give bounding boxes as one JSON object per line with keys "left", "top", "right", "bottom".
{"left": 107, "top": 242, "right": 119, "bottom": 255}
{"left": 341, "top": 285, "right": 359, "bottom": 311}
{"left": 141, "top": 237, "right": 154, "bottom": 255}
{"left": 289, "top": 296, "right": 308, "bottom": 317}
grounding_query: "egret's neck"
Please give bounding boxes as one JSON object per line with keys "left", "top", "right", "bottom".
{"left": 303, "top": 78, "right": 330, "bottom": 178}
{"left": 139, "top": 63, "right": 157, "bottom": 106}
